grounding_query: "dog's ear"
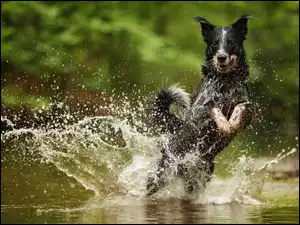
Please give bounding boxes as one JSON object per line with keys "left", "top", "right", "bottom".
{"left": 194, "top": 16, "right": 215, "bottom": 40}
{"left": 232, "top": 15, "right": 252, "bottom": 38}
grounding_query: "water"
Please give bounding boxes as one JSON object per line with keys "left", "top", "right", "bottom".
{"left": 1, "top": 104, "right": 299, "bottom": 224}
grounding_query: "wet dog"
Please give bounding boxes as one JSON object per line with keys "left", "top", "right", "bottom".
{"left": 147, "top": 15, "right": 254, "bottom": 196}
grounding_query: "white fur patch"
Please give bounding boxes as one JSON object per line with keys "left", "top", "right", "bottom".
{"left": 220, "top": 27, "right": 227, "bottom": 50}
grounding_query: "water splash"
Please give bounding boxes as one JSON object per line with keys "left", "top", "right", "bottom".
{"left": 1, "top": 108, "right": 164, "bottom": 198}
{"left": 195, "top": 147, "right": 297, "bottom": 205}
{"left": 1, "top": 100, "right": 298, "bottom": 205}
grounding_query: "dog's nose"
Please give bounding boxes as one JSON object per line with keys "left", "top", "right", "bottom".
{"left": 217, "top": 54, "right": 228, "bottom": 63}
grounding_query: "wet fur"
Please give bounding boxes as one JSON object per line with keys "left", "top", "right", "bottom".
{"left": 147, "top": 15, "right": 254, "bottom": 197}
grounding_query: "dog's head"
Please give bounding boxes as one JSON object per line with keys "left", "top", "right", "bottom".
{"left": 194, "top": 15, "right": 252, "bottom": 75}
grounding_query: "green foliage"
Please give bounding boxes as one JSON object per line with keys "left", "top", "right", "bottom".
{"left": 1, "top": 1, "right": 299, "bottom": 145}
{"left": 1, "top": 87, "right": 50, "bottom": 109}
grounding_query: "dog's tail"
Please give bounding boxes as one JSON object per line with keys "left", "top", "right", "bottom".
{"left": 152, "top": 84, "right": 191, "bottom": 134}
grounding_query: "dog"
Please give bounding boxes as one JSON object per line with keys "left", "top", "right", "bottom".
{"left": 146, "top": 15, "right": 254, "bottom": 197}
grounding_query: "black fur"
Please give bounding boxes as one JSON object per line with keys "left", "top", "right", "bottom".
{"left": 147, "top": 15, "right": 254, "bottom": 197}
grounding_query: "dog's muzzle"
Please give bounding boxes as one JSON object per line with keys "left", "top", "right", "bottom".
{"left": 215, "top": 51, "right": 238, "bottom": 73}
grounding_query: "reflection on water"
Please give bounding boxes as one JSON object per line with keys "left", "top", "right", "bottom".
{"left": 1, "top": 197, "right": 299, "bottom": 224}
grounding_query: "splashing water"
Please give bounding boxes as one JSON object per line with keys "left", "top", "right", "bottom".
{"left": 1, "top": 99, "right": 297, "bottom": 206}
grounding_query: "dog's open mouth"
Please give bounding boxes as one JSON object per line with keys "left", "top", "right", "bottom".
{"left": 218, "top": 64, "right": 229, "bottom": 72}
{"left": 217, "top": 55, "right": 238, "bottom": 73}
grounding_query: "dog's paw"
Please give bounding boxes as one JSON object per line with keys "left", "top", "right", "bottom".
{"left": 229, "top": 102, "right": 252, "bottom": 133}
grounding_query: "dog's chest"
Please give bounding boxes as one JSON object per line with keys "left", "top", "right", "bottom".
{"left": 192, "top": 90, "right": 235, "bottom": 119}
{"left": 192, "top": 79, "right": 246, "bottom": 119}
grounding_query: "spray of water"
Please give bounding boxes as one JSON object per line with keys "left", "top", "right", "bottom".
{"left": 1, "top": 96, "right": 297, "bottom": 206}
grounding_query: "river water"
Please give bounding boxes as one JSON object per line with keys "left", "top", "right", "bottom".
{"left": 1, "top": 113, "right": 299, "bottom": 224}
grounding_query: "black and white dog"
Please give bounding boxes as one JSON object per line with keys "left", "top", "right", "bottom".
{"left": 147, "top": 15, "right": 254, "bottom": 196}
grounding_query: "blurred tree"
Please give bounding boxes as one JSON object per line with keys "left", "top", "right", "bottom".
{"left": 1, "top": 1, "right": 299, "bottom": 149}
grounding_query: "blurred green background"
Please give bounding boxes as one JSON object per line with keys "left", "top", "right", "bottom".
{"left": 1, "top": 1, "right": 299, "bottom": 156}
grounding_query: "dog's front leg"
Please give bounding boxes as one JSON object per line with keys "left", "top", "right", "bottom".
{"left": 211, "top": 108, "right": 232, "bottom": 136}
{"left": 211, "top": 102, "right": 252, "bottom": 136}
{"left": 229, "top": 101, "right": 253, "bottom": 134}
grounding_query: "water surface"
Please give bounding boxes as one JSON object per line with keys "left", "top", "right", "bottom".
{"left": 1, "top": 115, "right": 299, "bottom": 224}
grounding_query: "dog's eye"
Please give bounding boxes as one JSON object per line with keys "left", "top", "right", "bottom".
{"left": 212, "top": 39, "right": 219, "bottom": 47}
{"left": 227, "top": 39, "right": 235, "bottom": 46}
